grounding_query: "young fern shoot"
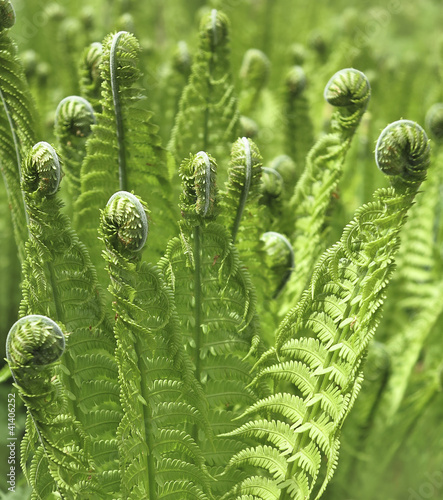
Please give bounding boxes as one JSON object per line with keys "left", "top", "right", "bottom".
{"left": 281, "top": 68, "right": 371, "bottom": 314}
{"left": 221, "top": 120, "right": 430, "bottom": 500}
{"left": 100, "top": 191, "right": 211, "bottom": 499}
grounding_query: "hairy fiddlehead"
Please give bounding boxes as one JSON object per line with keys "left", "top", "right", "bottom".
{"left": 222, "top": 120, "right": 430, "bottom": 500}
{"left": 101, "top": 191, "right": 210, "bottom": 499}
{"left": 375, "top": 119, "right": 429, "bottom": 187}
{"left": 78, "top": 42, "right": 103, "bottom": 111}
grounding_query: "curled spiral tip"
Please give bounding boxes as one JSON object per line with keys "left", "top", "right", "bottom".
{"left": 324, "top": 68, "right": 370, "bottom": 108}
{"left": 22, "top": 142, "right": 61, "bottom": 195}
{"left": 200, "top": 9, "right": 229, "bottom": 50}
{"left": 105, "top": 31, "right": 140, "bottom": 85}
{"left": 261, "top": 232, "right": 295, "bottom": 298}
{"left": 80, "top": 42, "right": 103, "bottom": 85}
{"left": 0, "top": 0, "right": 15, "bottom": 30}
{"left": 6, "top": 315, "right": 65, "bottom": 368}
{"left": 102, "top": 191, "right": 148, "bottom": 252}
{"left": 54, "top": 96, "right": 96, "bottom": 138}
{"left": 240, "top": 49, "right": 270, "bottom": 88}
{"left": 375, "top": 120, "right": 430, "bottom": 184}
{"left": 425, "top": 103, "right": 443, "bottom": 142}
{"left": 179, "top": 151, "right": 217, "bottom": 220}
{"left": 261, "top": 167, "right": 283, "bottom": 198}
{"left": 285, "top": 66, "right": 307, "bottom": 97}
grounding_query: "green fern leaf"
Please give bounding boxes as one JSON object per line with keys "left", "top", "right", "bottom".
{"left": 168, "top": 9, "right": 239, "bottom": 179}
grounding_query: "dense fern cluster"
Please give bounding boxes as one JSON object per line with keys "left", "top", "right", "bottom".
{"left": 1, "top": 1, "right": 442, "bottom": 499}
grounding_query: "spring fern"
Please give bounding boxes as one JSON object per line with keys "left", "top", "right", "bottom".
{"left": 221, "top": 120, "right": 430, "bottom": 500}
{"left": 0, "top": 3, "right": 438, "bottom": 499}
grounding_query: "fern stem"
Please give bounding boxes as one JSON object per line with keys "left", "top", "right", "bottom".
{"left": 193, "top": 225, "right": 202, "bottom": 386}
{"left": 110, "top": 31, "right": 128, "bottom": 191}
{"left": 0, "top": 86, "right": 29, "bottom": 229}
{"left": 231, "top": 137, "right": 252, "bottom": 243}
{"left": 135, "top": 336, "right": 157, "bottom": 500}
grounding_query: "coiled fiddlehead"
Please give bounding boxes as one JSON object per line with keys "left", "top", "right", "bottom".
{"left": 375, "top": 119, "right": 430, "bottom": 187}
{"left": 179, "top": 151, "right": 217, "bottom": 224}
{"left": 261, "top": 231, "right": 295, "bottom": 299}
{"left": 101, "top": 190, "right": 148, "bottom": 254}
{"left": 7, "top": 315, "right": 65, "bottom": 371}
{"left": 324, "top": 67, "right": 371, "bottom": 139}
{"left": 0, "top": 0, "right": 15, "bottom": 31}
{"left": 54, "top": 96, "right": 95, "bottom": 203}
{"left": 79, "top": 42, "right": 103, "bottom": 111}
{"left": 7, "top": 315, "right": 96, "bottom": 498}
{"left": 21, "top": 141, "right": 61, "bottom": 196}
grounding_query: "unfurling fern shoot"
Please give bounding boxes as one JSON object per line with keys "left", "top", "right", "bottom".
{"left": 281, "top": 68, "right": 371, "bottom": 312}
{"left": 54, "top": 95, "right": 95, "bottom": 206}
{"left": 222, "top": 120, "right": 430, "bottom": 500}
{"left": 6, "top": 315, "right": 95, "bottom": 498}
{"left": 169, "top": 9, "right": 239, "bottom": 178}
{"left": 101, "top": 191, "right": 211, "bottom": 499}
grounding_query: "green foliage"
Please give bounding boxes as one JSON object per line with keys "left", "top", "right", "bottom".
{"left": 1, "top": 1, "right": 442, "bottom": 500}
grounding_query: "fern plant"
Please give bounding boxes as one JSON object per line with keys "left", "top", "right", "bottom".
{"left": 1, "top": 1, "right": 441, "bottom": 499}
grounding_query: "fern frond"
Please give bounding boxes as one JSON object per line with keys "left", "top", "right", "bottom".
{"left": 100, "top": 191, "right": 211, "bottom": 499}
{"left": 0, "top": 3, "right": 37, "bottom": 259}
{"left": 78, "top": 42, "right": 103, "bottom": 112}
{"left": 19, "top": 141, "right": 121, "bottom": 495}
{"left": 225, "top": 119, "right": 430, "bottom": 500}
{"left": 161, "top": 150, "right": 263, "bottom": 494}
{"left": 281, "top": 68, "right": 371, "bottom": 312}
{"left": 168, "top": 9, "right": 239, "bottom": 180}
{"left": 6, "top": 315, "right": 96, "bottom": 499}
{"left": 75, "top": 30, "right": 176, "bottom": 270}
{"left": 54, "top": 95, "right": 95, "bottom": 209}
